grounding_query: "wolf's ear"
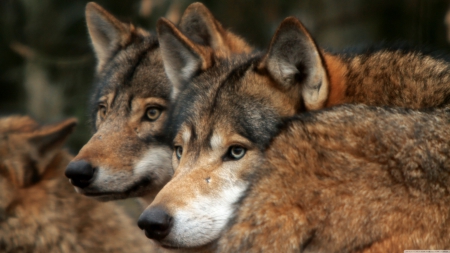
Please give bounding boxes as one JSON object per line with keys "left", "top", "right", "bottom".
{"left": 259, "top": 17, "right": 329, "bottom": 110}
{"left": 85, "top": 2, "right": 131, "bottom": 72}
{"left": 157, "top": 17, "right": 213, "bottom": 99}
{"left": 179, "top": 2, "right": 252, "bottom": 55}
{"left": 27, "top": 118, "right": 77, "bottom": 173}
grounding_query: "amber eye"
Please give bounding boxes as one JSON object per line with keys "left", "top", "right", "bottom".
{"left": 98, "top": 105, "right": 107, "bottom": 119}
{"left": 226, "top": 146, "right": 246, "bottom": 160}
{"left": 146, "top": 107, "right": 161, "bottom": 121}
{"left": 175, "top": 146, "right": 183, "bottom": 160}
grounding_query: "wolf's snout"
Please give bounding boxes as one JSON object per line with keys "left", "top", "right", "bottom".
{"left": 138, "top": 206, "right": 173, "bottom": 241}
{"left": 65, "top": 160, "right": 95, "bottom": 188}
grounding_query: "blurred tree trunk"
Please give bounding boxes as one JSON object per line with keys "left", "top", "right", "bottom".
{"left": 24, "top": 60, "right": 64, "bottom": 121}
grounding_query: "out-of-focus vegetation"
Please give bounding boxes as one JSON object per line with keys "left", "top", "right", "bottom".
{"left": 0, "top": 0, "right": 449, "bottom": 152}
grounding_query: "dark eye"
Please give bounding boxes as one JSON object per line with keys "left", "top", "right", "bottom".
{"left": 226, "top": 146, "right": 246, "bottom": 161}
{"left": 146, "top": 107, "right": 162, "bottom": 121}
{"left": 98, "top": 105, "right": 107, "bottom": 119}
{"left": 175, "top": 146, "right": 183, "bottom": 160}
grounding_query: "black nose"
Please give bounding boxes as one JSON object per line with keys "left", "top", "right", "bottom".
{"left": 65, "top": 160, "right": 95, "bottom": 188}
{"left": 138, "top": 206, "right": 173, "bottom": 241}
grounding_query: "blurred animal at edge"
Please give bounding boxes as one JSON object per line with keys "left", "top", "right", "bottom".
{"left": 0, "top": 116, "right": 160, "bottom": 253}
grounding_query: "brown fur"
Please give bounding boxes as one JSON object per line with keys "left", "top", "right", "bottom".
{"left": 217, "top": 105, "right": 450, "bottom": 252}
{"left": 324, "top": 50, "right": 450, "bottom": 109}
{"left": 67, "top": 2, "right": 253, "bottom": 202}
{"left": 0, "top": 116, "right": 159, "bottom": 253}
{"left": 323, "top": 53, "right": 348, "bottom": 107}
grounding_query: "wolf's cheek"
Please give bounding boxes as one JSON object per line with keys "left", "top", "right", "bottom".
{"left": 167, "top": 181, "right": 248, "bottom": 247}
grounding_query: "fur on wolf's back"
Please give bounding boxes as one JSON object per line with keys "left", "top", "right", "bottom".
{"left": 0, "top": 116, "right": 158, "bottom": 253}
{"left": 218, "top": 105, "right": 450, "bottom": 252}
{"left": 327, "top": 45, "right": 450, "bottom": 108}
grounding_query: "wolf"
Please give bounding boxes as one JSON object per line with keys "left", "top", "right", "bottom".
{"left": 64, "top": 2, "right": 252, "bottom": 202}
{"left": 0, "top": 116, "right": 159, "bottom": 253}
{"left": 217, "top": 105, "right": 450, "bottom": 252}
{"left": 136, "top": 16, "right": 450, "bottom": 250}
{"left": 145, "top": 105, "right": 450, "bottom": 252}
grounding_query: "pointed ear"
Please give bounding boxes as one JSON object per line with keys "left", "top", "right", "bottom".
{"left": 259, "top": 17, "right": 329, "bottom": 110}
{"left": 179, "top": 2, "right": 252, "bottom": 55}
{"left": 157, "top": 17, "right": 212, "bottom": 99}
{"left": 27, "top": 118, "right": 77, "bottom": 172}
{"left": 85, "top": 2, "right": 131, "bottom": 72}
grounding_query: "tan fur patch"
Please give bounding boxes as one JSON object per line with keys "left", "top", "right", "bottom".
{"left": 323, "top": 53, "right": 348, "bottom": 107}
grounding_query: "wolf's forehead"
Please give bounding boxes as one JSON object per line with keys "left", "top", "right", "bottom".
{"left": 181, "top": 95, "right": 279, "bottom": 150}
{"left": 177, "top": 63, "right": 279, "bottom": 149}
{"left": 95, "top": 39, "right": 169, "bottom": 99}
{"left": 188, "top": 57, "right": 257, "bottom": 110}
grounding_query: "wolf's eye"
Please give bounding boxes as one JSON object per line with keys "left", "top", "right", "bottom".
{"left": 98, "top": 105, "right": 107, "bottom": 119}
{"left": 226, "top": 146, "right": 246, "bottom": 161}
{"left": 175, "top": 146, "right": 183, "bottom": 160}
{"left": 146, "top": 107, "right": 161, "bottom": 121}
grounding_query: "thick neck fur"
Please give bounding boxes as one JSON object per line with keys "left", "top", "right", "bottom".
{"left": 323, "top": 49, "right": 450, "bottom": 109}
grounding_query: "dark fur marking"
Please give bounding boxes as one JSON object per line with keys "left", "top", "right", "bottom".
{"left": 300, "top": 229, "right": 317, "bottom": 251}
{"left": 23, "top": 157, "right": 41, "bottom": 187}
{"left": 123, "top": 47, "right": 153, "bottom": 86}
{"left": 127, "top": 94, "right": 134, "bottom": 113}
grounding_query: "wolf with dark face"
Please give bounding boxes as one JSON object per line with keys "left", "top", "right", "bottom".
{"left": 64, "top": 2, "right": 252, "bottom": 202}
{"left": 137, "top": 16, "right": 450, "bottom": 250}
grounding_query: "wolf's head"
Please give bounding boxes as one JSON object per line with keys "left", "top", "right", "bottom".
{"left": 137, "top": 17, "right": 334, "bottom": 248}
{"left": 64, "top": 2, "right": 253, "bottom": 201}
{"left": 0, "top": 116, "right": 76, "bottom": 224}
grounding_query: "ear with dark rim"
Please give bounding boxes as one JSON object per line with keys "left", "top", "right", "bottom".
{"left": 179, "top": 2, "right": 252, "bottom": 54}
{"left": 157, "top": 17, "right": 212, "bottom": 99}
{"left": 85, "top": 2, "right": 131, "bottom": 72}
{"left": 258, "top": 17, "right": 329, "bottom": 110}
{"left": 27, "top": 118, "right": 77, "bottom": 173}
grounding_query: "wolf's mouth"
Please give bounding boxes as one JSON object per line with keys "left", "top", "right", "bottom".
{"left": 77, "top": 177, "right": 153, "bottom": 199}
{"left": 160, "top": 244, "right": 179, "bottom": 250}
{"left": 83, "top": 191, "right": 117, "bottom": 197}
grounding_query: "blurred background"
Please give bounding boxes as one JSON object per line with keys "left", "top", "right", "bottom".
{"left": 1, "top": 0, "right": 450, "bottom": 152}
